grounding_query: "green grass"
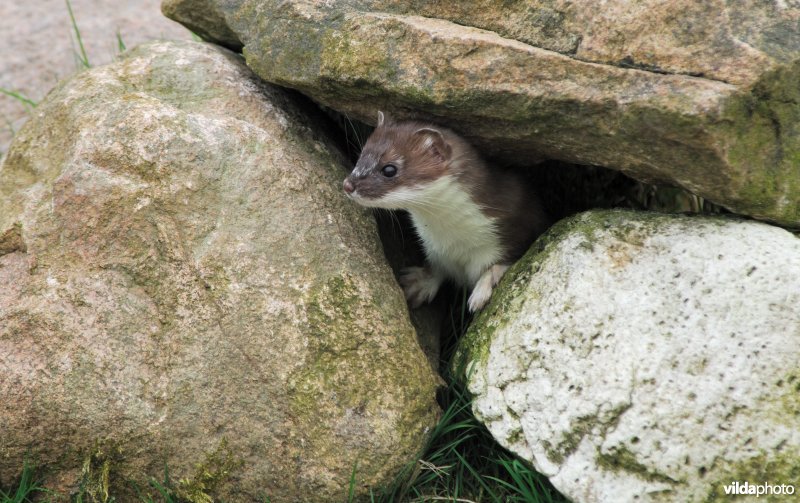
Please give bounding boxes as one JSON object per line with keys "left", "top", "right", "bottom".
{"left": 131, "top": 466, "right": 182, "bottom": 503}
{"left": 0, "top": 88, "right": 37, "bottom": 147}
{"left": 372, "top": 372, "right": 564, "bottom": 502}
{"left": 0, "top": 460, "right": 49, "bottom": 503}
{"left": 367, "top": 291, "right": 566, "bottom": 503}
{"left": 1, "top": 463, "right": 188, "bottom": 503}
{"left": 1, "top": 0, "right": 93, "bottom": 154}
{"left": 65, "top": 0, "right": 90, "bottom": 68}
{"left": 348, "top": 462, "right": 359, "bottom": 503}
{"left": 3, "top": 0, "right": 95, "bottom": 111}
{"left": 116, "top": 31, "right": 127, "bottom": 53}
{"left": 0, "top": 89, "right": 37, "bottom": 111}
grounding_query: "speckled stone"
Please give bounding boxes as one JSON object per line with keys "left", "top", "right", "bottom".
{"left": 459, "top": 210, "right": 800, "bottom": 502}
{"left": 0, "top": 40, "right": 439, "bottom": 502}
{"left": 162, "top": 0, "right": 800, "bottom": 226}
{"left": 0, "top": 0, "right": 192, "bottom": 155}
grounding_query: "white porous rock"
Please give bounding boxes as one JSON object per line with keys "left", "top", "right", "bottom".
{"left": 459, "top": 210, "right": 800, "bottom": 503}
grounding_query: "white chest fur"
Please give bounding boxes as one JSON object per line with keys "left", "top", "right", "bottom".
{"left": 404, "top": 176, "right": 501, "bottom": 286}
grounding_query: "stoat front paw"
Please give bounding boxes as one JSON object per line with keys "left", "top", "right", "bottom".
{"left": 399, "top": 266, "right": 442, "bottom": 308}
{"left": 467, "top": 285, "right": 492, "bottom": 312}
{"left": 468, "top": 264, "right": 510, "bottom": 312}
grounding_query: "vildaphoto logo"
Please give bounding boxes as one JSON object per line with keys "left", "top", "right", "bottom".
{"left": 723, "top": 481, "right": 796, "bottom": 497}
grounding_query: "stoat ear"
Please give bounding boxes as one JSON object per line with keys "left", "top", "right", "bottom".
{"left": 376, "top": 111, "right": 386, "bottom": 127}
{"left": 413, "top": 127, "right": 452, "bottom": 161}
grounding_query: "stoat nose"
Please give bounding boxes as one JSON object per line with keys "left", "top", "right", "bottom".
{"left": 343, "top": 178, "right": 355, "bottom": 194}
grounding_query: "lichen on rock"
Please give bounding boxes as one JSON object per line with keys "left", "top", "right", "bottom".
{"left": 0, "top": 40, "right": 439, "bottom": 502}
{"left": 162, "top": 0, "right": 800, "bottom": 226}
{"left": 459, "top": 210, "right": 800, "bottom": 502}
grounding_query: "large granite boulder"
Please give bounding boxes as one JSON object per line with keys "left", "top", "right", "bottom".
{"left": 457, "top": 210, "right": 800, "bottom": 502}
{"left": 162, "top": 0, "right": 800, "bottom": 227}
{"left": 0, "top": 40, "right": 440, "bottom": 502}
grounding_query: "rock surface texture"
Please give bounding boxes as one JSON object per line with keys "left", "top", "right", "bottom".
{"left": 162, "top": 0, "right": 800, "bottom": 227}
{"left": 0, "top": 40, "right": 439, "bottom": 502}
{"left": 0, "top": 0, "right": 191, "bottom": 154}
{"left": 458, "top": 210, "right": 800, "bottom": 502}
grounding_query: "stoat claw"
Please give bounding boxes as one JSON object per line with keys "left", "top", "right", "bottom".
{"left": 468, "top": 264, "right": 510, "bottom": 312}
{"left": 399, "top": 266, "right": 442, "bottom": 308}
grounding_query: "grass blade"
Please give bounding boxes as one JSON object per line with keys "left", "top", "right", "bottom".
{"left": 452, "top": 450, "right": 499, "bottom": 501}
{"left": 0, "top": 88, "right": 37, "bottom": 111}
{"left": 116, "top": 31, "right": 127, "bottom": 53}
{"left": 65, "top": 0, "right": 90, "bottom": 68}
{"left": 347, "top": 461, "right": 358, "bottom": 502}
{"left": 0, "top": 459, "right": 49, "bottom": 503}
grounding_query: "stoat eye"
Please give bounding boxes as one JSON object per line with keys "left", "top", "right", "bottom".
{"left": 380, "top": 164, "right": 398, "bottom": 178}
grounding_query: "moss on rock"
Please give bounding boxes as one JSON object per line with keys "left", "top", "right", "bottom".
{"left": 162, "top": 0, "right": 800, "bottom": 226}
{"left": 459, "top": 209, "right": 800, "bottom": 502}
{"left": 176, "top": 440, "right": 244, "bottom": 503}
{"left": 0, "top": 40, "right": 439, "bottom": 502}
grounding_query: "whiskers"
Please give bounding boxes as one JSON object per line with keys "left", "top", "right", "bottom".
{"left": 342, "top": 113, "right": 368, "bottom": 160}
{"left": 373, "top": 207, "right": 406, "bottom": 245}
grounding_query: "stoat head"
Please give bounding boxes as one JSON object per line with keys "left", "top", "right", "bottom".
{"left": 343, "top": 111, "right": 453, "bottom": 210}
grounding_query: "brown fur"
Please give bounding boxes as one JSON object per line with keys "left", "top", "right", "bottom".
{"left": 347, "top": 120, "right": 453, "bottom": 200}
{"left": 346, "top": 116, "right": 550, "bottom": 263}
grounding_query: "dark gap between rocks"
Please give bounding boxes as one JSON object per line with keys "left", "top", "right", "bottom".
{"left": 316, "top": 103, "right": 729, "bottom": 372}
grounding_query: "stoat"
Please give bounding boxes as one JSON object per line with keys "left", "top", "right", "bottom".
{"left": 343, "top": 112, "right": 548, "bottom": 312}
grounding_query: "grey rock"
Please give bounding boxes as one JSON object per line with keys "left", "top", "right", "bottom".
{"left": 162, "top": 0, "right": 800, "bottom": 227}
{"left": 457, "top": 210, "right": 800, "bottom": 502}
{"left": 0, "top": 40, "right": 439, "bottom": 502}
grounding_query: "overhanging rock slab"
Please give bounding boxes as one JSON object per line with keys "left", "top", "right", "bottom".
{"left": 163, "top": 0, "right": 800, "bottom": 226}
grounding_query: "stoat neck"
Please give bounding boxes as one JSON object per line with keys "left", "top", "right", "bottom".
{"left": 406, "top": 176, "right": 502, "bottom": 285}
